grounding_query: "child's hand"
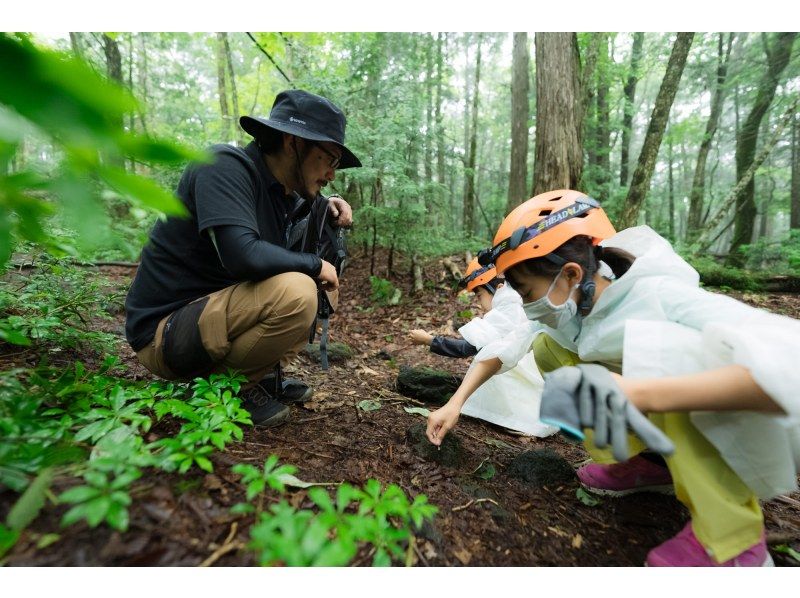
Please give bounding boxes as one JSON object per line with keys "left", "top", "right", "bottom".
{"left": 409, "top": 329, "right": 434, "bottom": 346}
{"left": 426, "top": 402, "right": 460, "bottom": 446}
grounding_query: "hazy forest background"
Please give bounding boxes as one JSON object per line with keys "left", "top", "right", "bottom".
{"left": 1, "top": 31, "right": 800, "bottom": 567}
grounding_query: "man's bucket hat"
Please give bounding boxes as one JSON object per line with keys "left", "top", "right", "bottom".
{"left": 240, "top": 89, "right": 361, "bottom": 169}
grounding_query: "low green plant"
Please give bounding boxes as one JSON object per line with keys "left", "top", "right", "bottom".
{"left": 369, "top": 275, "right": 401, "bottom": 306}
{"left": 60, "top": 467, "right": 141, "bottom": 532}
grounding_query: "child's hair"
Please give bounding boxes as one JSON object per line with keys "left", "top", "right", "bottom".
{"left": 509, "top": 235, "right": 635, "bottom": 282}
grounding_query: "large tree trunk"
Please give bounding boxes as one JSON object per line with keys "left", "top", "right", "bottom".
{"left": 532, "top": 32, "right": 583, "bottom": 195}
{"left": 792, "top": 113, "right": 800, "bottom": 230}
{"left": 216, "top": 33, "right": 232, "bottom": 142}
{"left": 686, "top": 34, "right": 734, "bottom": 242}
{"left": 618, "top": 33, "right": 694, "bottom": 229}
{"left": 463, "top": 34, "right": 482, "bottom": 235}
{"left": 728, "top": 32, "right": 797, "bottom": 266}
{"left": 102, "top": 34, "right": 125, "bottom": 170}
{"left": 620, "top": 32, "right": 644, "bottom": 187}
{"left": 593, "top": 34, "right": 611, "bottom": 193}
{"left": 507, "top": 32, "right": 531, "bottom": 211}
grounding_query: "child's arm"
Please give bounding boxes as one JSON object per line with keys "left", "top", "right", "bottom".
{"left": 409, "top": 329, "right": 434, "bottom": 346}
{"left": 426, "top": 357, "right": 502, "bottom": 445}
{"left": 430, "top": 336, "right": 478, "bottom": 358}
{"left": 617, "top": 365, "right": 786, "bottom": 415}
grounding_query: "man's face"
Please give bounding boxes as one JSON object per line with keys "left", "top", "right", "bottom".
{"left": 296, "top": 140, "right": 341, "bottom": 200}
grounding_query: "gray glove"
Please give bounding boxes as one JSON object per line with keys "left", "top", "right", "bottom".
{"left": 540, "top": 364, "right": 675, "bottom": 462}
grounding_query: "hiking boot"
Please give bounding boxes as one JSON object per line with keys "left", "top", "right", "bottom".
{"left": 240, "top": 383, "right": 290, "bottom": 428}
{"left": 577, "top": 454, "right": 674, "bottom": 497}
{"left": 260, "top": 365, "right": 313, "bottom": 405}
{"left": 646, "top": 522, "right": 773, "bottom": 567}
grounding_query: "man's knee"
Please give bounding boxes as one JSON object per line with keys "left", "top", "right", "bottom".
{"left": 256, "top": 272, "right": 318, "bottom": 326}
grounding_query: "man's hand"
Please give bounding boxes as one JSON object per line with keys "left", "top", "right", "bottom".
{"left": 426, "top": 401, "right": 461, "bottom": 446}
{"left": 540, "top": 364, "right": 675, "bottom": 462}
{"left": 317, "top": 259, "right": 339, "bottom": 291}
{"left": 409, "top": 329, "right": 434, "bottom": 346}
{"left": 328, "top": 195, "right": 353, "bottom": 227}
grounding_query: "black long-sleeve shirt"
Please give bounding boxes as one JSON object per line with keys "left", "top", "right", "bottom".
{"left": 430, "top": 336, "right": 478, "bottom": 358}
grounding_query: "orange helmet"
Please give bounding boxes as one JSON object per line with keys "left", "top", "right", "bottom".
{"left": 460, "top": 258, "right": 498, "bottom": 293}
{"left": 479, "top": 190, "right": 616, "bottom": 275}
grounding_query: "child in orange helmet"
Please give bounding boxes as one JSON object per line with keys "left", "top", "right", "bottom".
{"left": 410, "top": 259, "right": 556, "bottom": 437}
{"left": 426, "top": 189, "right": 799, "bottom": 566}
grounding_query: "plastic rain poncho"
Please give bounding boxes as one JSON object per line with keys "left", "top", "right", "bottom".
{"left": 458, "top": 283, "right": 558, "bottom": 437}
{"left": 583, "top": 226, "right": 800, "bottom": 498}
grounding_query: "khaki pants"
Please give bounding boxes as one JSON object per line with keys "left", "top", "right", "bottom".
{"left": 136, "top": 272, "right": 326, "bottom": 384}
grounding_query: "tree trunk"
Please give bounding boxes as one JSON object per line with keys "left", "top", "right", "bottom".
{"left": 435, "top": 33, "right": 446, "bottom": 189}
{"left": 593, "top": 34, "right": 611, "bottom": 193}
{"left": 69, "top": 32, "right": 84, "bottom": 58}
{"left": 102, "top": 34, "right": 125, "bottom": 170}
{"left": 127, "top": 33, "right": 136, "bottom": 172}
{"left": 137, "top": 34, "right": 150, "bottom": 135}
{"left": 222, "top": 33, "right": 243, "bottom": 145}
{"left": 463, "top": 34, "right": 482, "bottom": 235}
{"left": 507, "top": 32, "right": 530, "bottom": 211}
{"left": 618, "top": 33, "right": 694, "bottom": 229}
{"left": 532, "top": 33, "right": 583, "bottom": 195}
{"left": 687, "top": 34, "right": 733, "bottom": 242}
{"left": 792, "top": 113, "right": 800, "bottom": 230}
{"left": 728, "top": 32, "right": 797, "bottom": 266}
{"left": 425, "top": 34, "right": 434, "bottom": 188}
{"left": 620, "top": 32, "right": 644, "bottom": 187}
{"left": 667, "top": 133, "right": 675, "bottom": 240}
{"left": 216, "top": 33, "right": 232, "bottom": 143}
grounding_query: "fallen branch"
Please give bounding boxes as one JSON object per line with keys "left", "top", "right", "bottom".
{"left": 199, "top": 522, "right": 244, "bottom": 567}
{"left": 411, "top": 255, "right": 424, "bottom": 294}
{"left": 452, "top": 497, "right": 499, "bottom": 512}
{"left": 441, "top": 257, "right": 462, "bottom": 281}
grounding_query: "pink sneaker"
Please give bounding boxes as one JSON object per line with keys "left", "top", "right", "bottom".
{"left": 577, "top": 454, "right": 674, "bottom": 497}
{"left": 646, "top": 522, "right": 774, "bottom": 566}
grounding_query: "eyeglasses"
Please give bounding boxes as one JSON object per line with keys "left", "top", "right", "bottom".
{"left": 313, "top": 142, "right": 341, "bottom": 170}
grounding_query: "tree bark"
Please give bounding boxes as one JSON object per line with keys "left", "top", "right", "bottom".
{"left": 102, "top": 34, "right": 125, "bottom": 170}
{"left": 792, "top": 113, "right": 800, "bottom": 230}
{"left": 463, "top": 34, "right": 482, "bottom": 235}
{"left": 69, "top": 32, "right": 84, "bottom": 58}
{"left": 667, "top": 132, "right": 675, "bottom": 240}
{"left": 618, "top": 33, "right": 694, "bottom": 229}
{"left": 507, "top": 32, "right": 530, "bottom": 211}
{"left": 593, "top": 34, "right": 611, "bottom": 192}
{"left": 728, "top": 32, "right": 797, "bottom": 266}
{"left": 216, "top": 33, "right": 232, "bottom": 143}
{"left": 532, "top": 33, "right": 583, "bottom": 195}
{"left": 137, "top": 34, "right": 150, "bottom": 135}
{"left": 222, "top": 33, "right": 243, "bottom": 145}
{"left": 425, "top": 34, "right": 434, "bottom": 188}
{"left": 687, "top": 34, "right": 734, "bottom": 242}
{"left": 620, "top": 32, "right": 644, "bottom": 187}
{"left": 435, "top": 33, "right": 446, "bottom": 189}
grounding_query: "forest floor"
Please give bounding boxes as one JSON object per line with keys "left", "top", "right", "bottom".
{"left": 4, "top": 250, "right": 800, "bottom": 567}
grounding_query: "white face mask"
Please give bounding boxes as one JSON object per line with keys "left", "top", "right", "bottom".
{"left": 522, "top": 269, "right": 580, "bottom": 332}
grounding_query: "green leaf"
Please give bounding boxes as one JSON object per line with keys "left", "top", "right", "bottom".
{"left": 474, "top": 461, "right": 496, "bottom": 481}
{"left": 6, "top": 468, "right": 54, "bottom": 531}
{"left": 98, "top": 166, "right": 188, "bottom": 216}
{"left": 576, "top": 487, "right": 602, "bottom": 507}
{"left": 105, "top": 502, "right": 129, "bottom": 532}
{"left": 308, "top": 487, "right": 335, "bottom": 513}
{"left": 0, "top": 325, "right": 31, "bottom": 346}
{"left": 403, "top": 406, "right": 430, "bottom": 418}
{"left": 773, "top": 544, "right": 800, "bottom": 563}
{"left": 0, "top": 523, "right": 20, "bottom": 558}
{"left": 35, "top": 533, "right": 60, "bottom": 549}
{"left": 59, "top": 485, "right": 101, "bottom": 504}
{"left": 230, "top": 503, "right": 255, "bottom": 515}
{"left": 358, "top": 399, "right": 382, "bottom": 412}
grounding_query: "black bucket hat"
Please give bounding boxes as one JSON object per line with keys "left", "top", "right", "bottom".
{"left": 240, "top": 89, "right": 362, "bottom": 169}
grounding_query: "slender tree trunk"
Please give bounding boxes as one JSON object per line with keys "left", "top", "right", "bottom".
{"left": 619, "top": 33, "right": 694, "bottom": 229}
{"left": 728, "top": 32, "right": 797, "bottom": 266}
{"left": 792, "top": 113, "right": 800, "bottom": 230}
{"left": 507, "top": 32, "right": 530, "bottom": 211}
{"left": 463, "top": 34, "right": 482, "bottom": 236}
{"left": 127, "top": 33, "right": 136, "bottom": 173}
{"left": 69, "top": 32, "right": 84, "bottom": 58}
{"left": 687, "top": 34, "right": 734, "bottom": 242}
{"left": 137, "top": 34, "right": 150, "bottom": 135}
{"left": 667, "top": 133, "right": 675, "bottom": 240}
{"left": 594, "top": 34, "right": 611, "bottom": 193}
{"left": 103, "top": 34, "right": 125, "bottom": 170}
{"left": 425, "top": 34, "right": 434, "bottom": 188}
{"left": 222, "top": 33, "right": 243, "bottom": 145}
{"left": 532, "top": 32, "right": 583, "bottom": 195}
{"left": 620, "top": 32, "right": 644, "bottom": 187}
{"left": 435, "top": 33, "right": 446, "bottom": 188}
{"left": 216, "top": 33, "right": 232, "bottom": 142}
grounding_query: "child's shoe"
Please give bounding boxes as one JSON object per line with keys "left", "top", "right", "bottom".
{"left": 577, "top": 454, "right": 674, "bottom": 497}
{"left": 646, "top": 522, "right": 773, "bottom": 567}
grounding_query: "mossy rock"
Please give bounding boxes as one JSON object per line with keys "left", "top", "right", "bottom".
{"left": 406, "top": 422, "right": 464, "bottom": 467}
{"left": 506, "top": 449, "right": 575, "bottom": 487}
{"left": 303, "top": 342, "right": 354, "bottom": 364}
{"left": 396, "top": 366, "right": 462, "bottom": 406}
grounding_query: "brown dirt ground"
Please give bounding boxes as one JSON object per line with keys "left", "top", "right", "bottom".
{"left": 3, "top": 251, "right": 800, "bottom": 566}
